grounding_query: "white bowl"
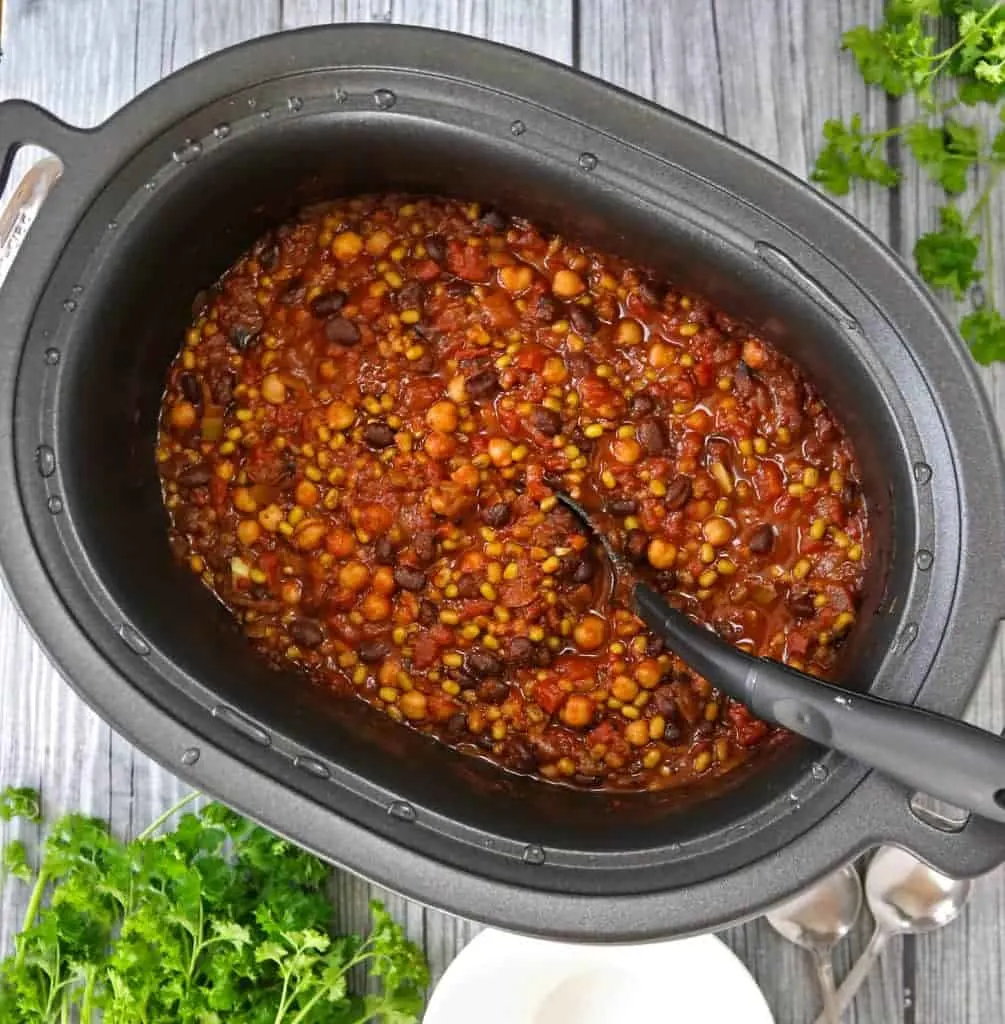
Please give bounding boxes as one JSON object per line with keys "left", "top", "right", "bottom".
{"left": 424, "top": 928, "right": 774, "bottom": 1024}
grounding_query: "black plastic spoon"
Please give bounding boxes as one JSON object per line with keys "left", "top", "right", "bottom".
{"left": 555, "top": 491, "right": 1005, "bottom": 824}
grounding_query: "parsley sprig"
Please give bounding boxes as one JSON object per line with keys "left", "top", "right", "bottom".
{"left": 0, "top": 786, "right": 428, "bottom": 1022}
{"left": 812, "top": 0, "right": 1005, "bottom": 365}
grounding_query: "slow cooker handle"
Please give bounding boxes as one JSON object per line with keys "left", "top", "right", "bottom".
{"left": 0, "top": 100, "right": 85, "bottom": 287}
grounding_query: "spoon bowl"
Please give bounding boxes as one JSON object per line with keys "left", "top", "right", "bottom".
{"left": 865, "top": 845, "right": 972, "bottom": 935}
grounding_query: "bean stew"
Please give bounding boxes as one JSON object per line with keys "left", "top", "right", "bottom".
{"left": 157, "top": 194, "right": 869, "bottom": 792}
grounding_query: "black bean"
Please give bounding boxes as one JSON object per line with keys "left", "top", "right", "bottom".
{"left": 175, "top": 505, "right": 202, "bottom": 533}
{"left": 478, "top": 208, "right": 507, "bottom": 231}
{"left": 535, "top": 296, "right": 561, "bottom": 323}
{"left": 393, "top": 566, "right": 426, "bottom": 591}
{"left": 260, "top": 242, "right": 280, "bottom": 271}
{"left": 663, "top": 722, "right": 682, "bottom": 743}
{"left": 665, "top": 475, "right": 693, "bottom": 511}
{"left": 569, "top": 305, "right": 598, "bottom": 337}
{"left": 534, "top": 645, "right": 553, "bottom": 668}
{"left": 397, "top": 279, "right": 424, "bottom": 312}
{"left": 413, "top": 531, "right": 437, "bottom": 565}
{"left": 425, "top": 234, "right": 447, "bottom": 263}
{"left": 373, "top": 537, "right": 395, "bottom": 564}
{"left": 626, "top": 530, "right": 649, "bottom": 562}
{"left": 191, "top": 288, "right": 215, "bottom": 318}
{"left": 573, "top": 773, "right": 603, "bottom": 787}
{"left": 309, "top": 289, "right": 347, "bottom": 317}
{"left": 477, "top": 679, "right": 510, "bottom": 704}
{"left": 482, "top": 502, "right": 512, "bottom": 528}
{"left": 179, "top": 373, "right": 201, "bottom": 403}
{"left": 789, "top": 591, "right": 817, "bottom": 619}
{"left": 288, "top": 619, "right": 323, "bottom": 649}
{"left": 605, "top": 498, "right": 638, "bottom": 517}
{"left": 646, "top": 634, "right": 665, "bottom": 657}
{"left": 212, "top": 372, "right": 236, "bottom": 406}
{"left": 530, "top": 406, "right": 562, "bottom": 436}
{"left": 639, "top": 280, "right": 665, "bottom": 306}
{"left": 630, "top": 393, "right": 656, "bottom": 416}
{"left": 465, "top": 368, "right": 499, "bottom": 399}
{"left": 503, "top": 737, "right": 537, "bottom": 772}
{"left": 445, "top": 279, "right": 472, "bottom": 298}
{"left": 325, "top": 316, "right": 361, "bottom": 346}
{"left": 457, "top": 575, "right": 481, "bottom": 600}
{"left": 570, "top": 553, "right": 597, "bottom": 584}
{"left": 278, "top": 277, "right": 307, "bottom": 306}
{"left": 363, "top": 421, "right": 395, "bottom": 449}
{"left": 695, "top": 721, "right": 715, "bottom": 738}
{"left": 468, "top": 649, "right": 504, "bottom": 677}
{"left": 506, "top": 636, "right": 535, "bottom": 665}
{"left": 177, "top": 463, "right": 212, "bottom": 488}
{"left": 638, "top": 417, "right": 669, "bottom": 455}
{"left": 445, "top": 713, "right": 468, "bottom": 736}
{"left": 417, "top": 599, "right": 438, "bottom": 627}
{"left": 749, "top": 524, "right": 775, "bottom": 554}
{"left": 410, "top": 350, "right": 435, "bottom": 374}
{"left": 652, "top": 687, "right": 677, "bottom": 717}
{"left": 229, "top": 324, "right": 261, "bottom": 351}
{"left": 359, "top": 639, "right": 390, "bottom": 663}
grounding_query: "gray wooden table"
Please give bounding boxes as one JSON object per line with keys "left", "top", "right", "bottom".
{"left": 1, "top": 2, "right": 1003, "bottom": 1021}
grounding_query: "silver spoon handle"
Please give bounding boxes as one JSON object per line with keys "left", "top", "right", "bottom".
{"left": 812, "top": 928, "right": 891, "bottom": 1024}
{"left": 812, "top": 949, "right": 839, "bottom": 1024}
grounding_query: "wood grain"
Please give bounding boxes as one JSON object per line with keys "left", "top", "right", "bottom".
{"left": 0, "top": 2, "right": 1002, "bottom": 1021}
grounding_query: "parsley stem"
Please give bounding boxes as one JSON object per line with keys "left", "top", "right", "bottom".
{"left": 13, "top": 868, "right": 50, "bottom": 970}
{"left": 81, "top": 967, "right": 96, "bottom": 1023}
{"left": 965, "top": 165, "right": 1004, "bottom": 230}
{"left": 134, "top": 789, "right": 200, "bottom": 841}
{"left": 984, "top": 188, "right": 998, "bottom": 309}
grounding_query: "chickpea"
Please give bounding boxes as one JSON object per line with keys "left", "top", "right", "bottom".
{"left": 561, "top": 694, "right": 596, "bottom": 729}
{"left": 499, "top": 264, "right": 534, "bottom": 293}
{"left": 332, "top": 230, "right": 364, "bottom": 260}
{"left": 237, "top": 519, "right": 261, "bottom": 546}
{"left": 542, "top": 356, "right": 568, "bottom": 385}
{"left": 647, "top": 538, "right": 677, "bottom": 570}
{"left": 399, "top": 689, "right": 428, "bottom": 720}
{"left": 366, "top": 229, "right": 393, "bottom": 256}
{"left": 258, "top": 503, "right": 284, "bottom": 532}
{"left": 427, "top": 399, "right": 459, "bottom": 433}
{"left": 425, "top": 431, "right": 457, "bottom": 461}
{"left": 233, "top": 486, "right": 258, "bottom": 513}
{"left": 573, "top": 613, "right": 607, "bottom": 651}
{"left": 702, "top": 517, "right": 734, "bottom": 546}
{"left": 625, "top": 719, "right": 650, "bottom": 747}
{"left": 488, "top": 437, "right": 514, "bottom": 466}
{"left": 261, "top": 373, "right": 287, "bottom": 405}
{"left": 281, "top": 579, "right": 302, "bottom": 605}
{"left": 170, "top": 401, "right": 197, "bottom": 430}
{"left": 552, "top": 268, "right": 585, "bottom": 298}
{"left": 611, "top": 437, "right": 642, "bottom": 465}
{"left": 339, "top": 560, "right": 371, "bottom": 592}
{"left": 648, "top": 343, "right": 675, "bottom": 369}
{"left": 326, "top": 400, "right": 356, "bottom": 430}
{"left": 357, "top": 502, "right": 393, "bottom": 535}
{"left": 742, "top": 338, "right": 767, "bottom": 369}
{"left": 361, "top": 591, "right": 392, "bottom": 622}
{"left": 371, "top": 565, "right": 396, "bottom": 595}
{"left": 295, "top": 480, "right": 320, "bottom": 507}
{"left": 447, "top": 375, "right": 468, "bottom": 403}
{"left": 325, "top": 527, "right": 356, "bottom": 557}
{"left": 636, "top": 659, "right": 663, "bottom": 689}
{"left": 615, "top": 318, "right": 644, "bottom": 346}
{"left": 293, "top": 519, "right": 327, "bottom": 551}
{"left": 611, "top": 676, "right": 639, "bottom": 702}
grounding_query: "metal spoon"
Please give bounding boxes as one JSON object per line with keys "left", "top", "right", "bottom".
{"left": 767, "top": 863, "right": 863, "bottom": 1024}
{"left": 811, "top": 846, "right": 972, "bottom": 1024}
{"left": 554, "top": 490, "right": 1005, "bottom": 824}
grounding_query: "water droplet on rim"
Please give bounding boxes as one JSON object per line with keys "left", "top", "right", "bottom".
{"left": 62, "top": 299, "right": 77, "bottom": 312}
{"left": 373, "top": 88, "right": 396, "bottom": 110}
{"left": 181, "top": 747, "right": 200, "bottom": 766}
{"left": 522, "top": 844, "right": 545, "bottom": 865}
{"left": 247, "top": 97, "right": 258, "bottom": 109}
{"left": 212, "top": 123, "right": 231, "bottom": 139}
{"left": 144, "top": 180, "right": 157, "bottom": 191}
{"left": 578, "top": 152, "right": 598, "bottom": 171}
{"left": 70, "top": 285, "right": 83, "bottom": 297}
{"left": 387, "top": 800, "right": 416, "bottom": 822}
{"left": 510, "top": 119, "right": 527, "bottom": 136}
{"left": 287, "top": 96, "right": 303, "bottom": 113}
{"left": 44, "top": 348, "right": 61, "bottom": 365}
{"left": 172, "top": 139, "right": 203, "bottom": 164}
{"left": 334, "top": 88, "right": 349, "bottom": 104}
{"left": 916, "top": 548, "right": 934, "bottom": 571}
{"left": 117, "top": 622, "right": 151, "bottom": 656}
{"left": 107, "top": 220, "right": 118, "bottom": 231}
{"left": 259, "top": 109, "right": 272, "bottom": 120}
{"left": 35, "top": 445, "right": 55, "bottom": 478}
{"left": 47, "top": 495, "right": 63, "bottom": 515}
{"left": 913, "top": 461, "right": 932, "bottom": 484}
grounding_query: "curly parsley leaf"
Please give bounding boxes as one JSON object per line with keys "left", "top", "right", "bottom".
{"left": 2, "top": 840, "right": 31, "bottom": 885}
{"left": 961, "top": 306, "right": 1005, "bottom": 363}
{"left": 913, "top": 205, "right": 984, "bottom": 298}
{"left": 906, "top": 118, "right": 981, "bottom": 193}
{"left": 0, "top": 788, "right": 41, "bottom": 824}
{"left": 811, "top": 115, "right": 901, "bottom": 195}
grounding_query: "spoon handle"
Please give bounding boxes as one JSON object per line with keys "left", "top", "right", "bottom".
{"left": 812, "top": 949, "right": 840, "bottom": 1024}
{"left": 811, "top": 928, "right": 890, "bottom": 1024}
{"left": 633, "top": 583, "right": 1005, "bottom": 823}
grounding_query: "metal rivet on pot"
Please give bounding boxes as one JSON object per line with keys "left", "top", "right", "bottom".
{"left": 62, "top": 298, "right": 76, "bottom": 312}
{"left": 117, "top": 622, "right": 151, "bottom": 656}
{"left": 897, "top": 621, "right": 919, "bottom": 653}
{"left": 373, "top": 88, "right": 397, "bottom": 110}
{"left": 46, "top": 495, "right": 63, "bottom": 515}
{"left": 212, "top": 123, "right": 231, "bottom": 139}
{"left": 578, "top": 152, "right": 598, "bottom": 171}
{"left": 211, "top": 704, "right": 271, "bottom": 746}
{"left": 35, "top": 445, "right": 55, "bottom": 477}
{"left": 913, "top": 461, "right": 932, "bottom": 484}
{"left": 180, "top": 747, "right": 200, "bottom": 766}
{"left": 522, "top": 845, "right": 546, "bottom": 865}
{"left": 144, "top": 180, "right": 157, "bottom": 191}
{"left": 294, "top": 755, "right": 331, "bottom": 780}
{"left": 171, "top": 139, "right": 203, "bottom": 164}
{"left": 259, "top": 109, "right": 272, "bottom": 120}
{"left": 106, "top": 220, "right": 118, "bottom": 231}
{"left": 387, "top": 800, "right": 416, "bottom": 822}
{"left": 44, "top": 348, "right": 60, "bottom": 365}
{"left": 916, "top": 548, "right": 934, "bottom": 571}
{"left": 510, "top": 119, "right": 527, "bottom": 136}
{"left": 287, "top": 95, "right": 303, "bottom": 113}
